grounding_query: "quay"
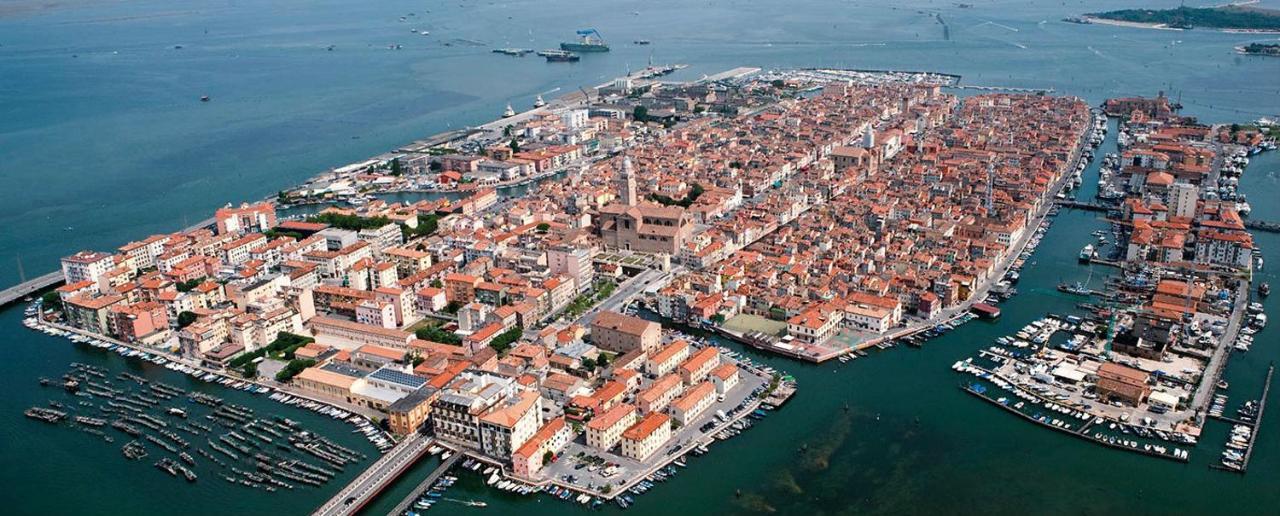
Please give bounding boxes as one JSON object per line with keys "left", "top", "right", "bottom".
{"left": 952, "top": 84, "right": 1055, "bottom": 94}
{"left": 961, "top": 384, "right": 1189, "bottom": 463}
{"left": 312, "top": 434, "right": 432, "bottom": 516}
{"left": 386, "top": 451, "right": 462, "bottom": 516}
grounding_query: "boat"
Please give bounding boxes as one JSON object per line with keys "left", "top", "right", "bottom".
{"left": 1078, "top": 244, "right": 1095, "bottom": 262}
{"left": 634, "top": 39, "right": 651, "bottom": 45}
{"left": 1058, "top": 282, "right": 1091, "bottom": 296}
{"left": 560, "top": 28, "right": 609, "bottom": 52}
{"left": 533, "top": 94, "right": 546, "bottom": 108}
{"left": 538, "top": 49, "right": 580, "bottom": 62}
{"left": 1260, "top": 282, "right": 1270, "bottom": 297}
{"left": 1218, "top": 380, "right": 1229, "bottom": 390}
{"left": 200, "top": 95, "right": 210, "bottom": 102}
{"left": 502, "top": 104, "right": 515, "bottom": 118}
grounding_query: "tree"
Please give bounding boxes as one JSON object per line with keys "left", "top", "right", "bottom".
{"left": 633, "top": 106, "right": 648, "bottom": 122}
{"left": 536, "top": 222, "right": 551, "bottom": 233}
{"left": 430, "top": 279, "right": 443, "bottom": 289}
{"left": 415, "top": 325, "right": 462, "bottom": 345}
{"left": 596, "top": 353, "right": 611, "bottom": 367}
{"left": 177, "top": 311, "right": 198, "bottom": 328}
{"left": 581, "top": 357, "right": 597, "bottom": 372}
{"left": 509, "top": 138, "right": 521, "bottom": 153}
{"left": 41, "top": 291, "right": 62, "bottom": 312}
{"left": 771, "top": 79, "right": 786, "bottom": 89}
{"left": 429, "top": 161, "right": 443, "bottom": 172}
{"left": 489, "top": 326, "right": 523, "bottom": 354}
{"left": 276, "top": 358, "right": 317, "bottom": 382}
{"left": 710, "top": 313, "right": 726, "bottom": 324}
{"left": 542, "top": 450, "right": 554, "bottom": 466}
{"left": 389, "top": 157, "right": 403, "bottom": 176}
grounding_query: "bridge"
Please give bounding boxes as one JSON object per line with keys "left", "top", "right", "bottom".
{"left": 0, "top": 271, "right": 62, "bottom": 308}
{"left": 386, "top": 451, "right": 463, "bottom": 516}
{"left": 313, "top": 434, "right": 432, "bottom": 516}
{"left": 1053, "top": 199, "right": 1114, "bottom": 212}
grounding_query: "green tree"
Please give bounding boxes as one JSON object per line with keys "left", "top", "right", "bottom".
{"left": 633, "top": 105, "right": 648, "bottom": 122}
{"left": 596, "top": 353, "right": 611, "bottom": 367}
{"left": 771, "top": 79, "right": 786, "bottom": 89}
{"left": 389, "top": 157, "right": 403, "bottom": 176}
{"left": 415, "top": 324, "right": 462, "bottom": 345}
{"left": 536, "top": 222, "right": 551, "bottom": 233}
{"left": 581, "top": 357, "right": 597, "bottom": 372}
{"left": 489, "top": 326, "right": 523, "bottom": 354}
{"left": 509, "top": 138, "right": 521, "bottom": 153}
{"left": 542, "top": 450, "right": 554, "bottom": 465}
{"left": 177, "top": 311, "right": 198, "bottom": 328}
{"left": 241, "top": 362, "right": 258, "bottom": 379}
{"left": 40, "top": 291, "right": 62, "bottom": 312}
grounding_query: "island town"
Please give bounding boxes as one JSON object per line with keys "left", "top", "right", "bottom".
{"left": 15, "top": 65, "right": 1277, "bottom": 513}
{"left": 953, "top": 93, "right": 1273, "bottom": 471}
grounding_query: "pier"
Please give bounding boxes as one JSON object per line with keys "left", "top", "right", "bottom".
{"left": 386, "top": 451, "right": 462, "bottom": 516}
{"left": 1244, "top": 219, "right": 1280, "bottom": 233}
{"left": 961, "top": 384, "right": 1189, "bottom": 463}
{"left": 312, "top": 434, "right": 432, "bottom": 516}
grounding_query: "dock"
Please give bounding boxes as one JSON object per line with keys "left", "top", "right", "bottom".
{"left": 386, "top": 451, "right": 462, "bottom": 516}
{"left": 961, "top": 384, "right": 1189, "bottom": 463}
{"left": 1217, "top": 363, "right": 1275, "bottom": 475}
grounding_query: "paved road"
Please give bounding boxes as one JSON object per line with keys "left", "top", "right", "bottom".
{"left": 1191, "top": 282, "right": 1250, "bottom": 420}
{"left": 313, "top": 434, "right": 431, "bottom": 516}
{"left": 573, "top": 267, "right": 671, "bottom": 327}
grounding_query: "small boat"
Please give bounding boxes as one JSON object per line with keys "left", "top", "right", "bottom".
{"left": 1260, "top": 282, "right": 1270, "bottom": 297}
{"left": 1218, "top": 380, "right": 1229, "bottom": 390}
{"left": 200, "top": 95, "right": 210, "bottom": 102}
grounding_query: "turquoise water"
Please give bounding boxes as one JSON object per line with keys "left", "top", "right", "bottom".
{"left": 2, "top": 1, "right": 1279, "bottom": 514}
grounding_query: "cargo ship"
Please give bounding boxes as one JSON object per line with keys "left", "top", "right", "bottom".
{"left": 560, "top": 28, "right": 609, "bottom": 52}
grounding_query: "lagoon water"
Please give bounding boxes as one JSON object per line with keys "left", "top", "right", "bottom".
{"left": 1, "top": 0, "right": 1279, "bottom": 514}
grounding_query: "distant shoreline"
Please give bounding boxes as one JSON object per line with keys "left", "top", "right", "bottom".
{"left": 1079, "top": 16, "right": 1280, "bottom": 34}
